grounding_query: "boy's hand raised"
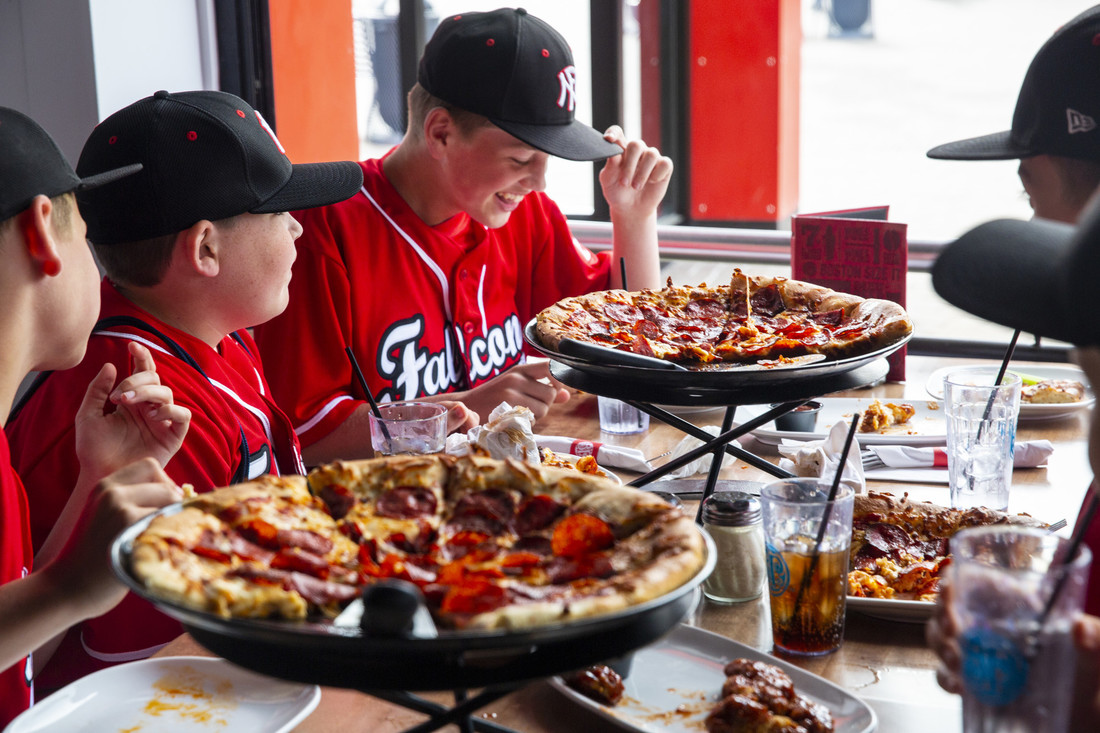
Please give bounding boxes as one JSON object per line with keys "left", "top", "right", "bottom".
{"left": 74, "top": 341, "right": 191, "bottom": 482}
{"left": 599, "top": 125, "right": 673, "bottom": 217}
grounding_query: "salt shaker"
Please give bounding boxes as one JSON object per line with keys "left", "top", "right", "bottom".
{"left": 701, "top": 492, "right": 765, "bottom": 603}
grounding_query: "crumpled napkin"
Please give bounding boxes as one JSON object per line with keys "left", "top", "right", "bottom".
{"left": 534, "top": 435, "right": 652, "bottom": 472}
{"left": 661, "top": 426, "right": 740, "bottom": 479}
{"left": 778, "top": 420, "right": 865, "bottom": 493}
{"left": 445, "top": 402, "right": 539, "bottom": 463}
{"left": 868, "top": 440, "right": 1054, "bottom": 469}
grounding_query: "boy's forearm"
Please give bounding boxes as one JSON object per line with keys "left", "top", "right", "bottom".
{"left": 610, "top": 210, "right": 661, "bottom": 290}
{"left": 0, "top": 570, "right": 81, "bottom": 673}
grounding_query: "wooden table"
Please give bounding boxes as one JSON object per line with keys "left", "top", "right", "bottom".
{"left": 156, "top": 355, "right": 1093, "bottom": 732}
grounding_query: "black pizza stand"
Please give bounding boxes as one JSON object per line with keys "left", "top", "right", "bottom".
{"left": 111, "top": 514, "right": 716, "bottom": 733}
{"left": 525, "top": 319, "right": 904, "bottom": 516}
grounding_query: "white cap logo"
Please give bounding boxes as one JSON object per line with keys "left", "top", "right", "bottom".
{"left": 255, "top": 111, "right": 287, "bottom": 154}
{"left": 1067, "top": 108, "right": 1096, "bottom": 135}
{"left": 557, "top": 66, "right": 577, "bottom": 112}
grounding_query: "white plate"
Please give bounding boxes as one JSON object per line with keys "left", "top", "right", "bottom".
{"left": 5, "top": 657, "right": 320, "bottom": 733}
{"left": 549, "top": 624, "right": 877, "bottom": 733}
{"left": 546, "top": 451, "right": 622, "bottom": 484}
{"left": 739, "top": 398, "right": 946, "bottom": 446}
{"left": 846, "top": 595, "right": 934, "bottom": 623}
{"left": 925, "top": 364, "right": 1095, "bottom": 421}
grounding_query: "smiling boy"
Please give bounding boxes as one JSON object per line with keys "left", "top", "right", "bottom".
{"left": 252, "top": 7, "right": 673, "bottom": 465}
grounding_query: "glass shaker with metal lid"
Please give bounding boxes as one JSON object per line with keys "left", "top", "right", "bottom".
{"left": 701, "top": 492, "right": 765, "bottom": 603}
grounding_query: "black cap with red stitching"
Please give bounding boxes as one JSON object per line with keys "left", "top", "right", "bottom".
{"left": 76, "top": 90, "right": 363, "bottom": 245}
{"left": 418, "top": 8, "right": 621, "bottom": 161}
{"left": 0, "top": 106, "right": 141, "bottom": 223}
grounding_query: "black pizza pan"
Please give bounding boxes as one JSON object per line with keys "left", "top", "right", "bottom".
{"left": 110, "top": 508, "right": 716, "bottom": 692}
{"left": 524, "top": 318, "right": 910, "bottom": 389}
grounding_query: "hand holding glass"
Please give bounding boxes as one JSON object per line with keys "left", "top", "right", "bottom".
{"left": 368, "top": 402, "right": 448, "bottom": 456}
{"left": 949, "top": 526, "right": 1091, "bottom": 733}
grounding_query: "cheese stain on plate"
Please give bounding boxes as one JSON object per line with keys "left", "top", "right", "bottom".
{"left": 128, "top": 665, "right": 237, "bottom": 729}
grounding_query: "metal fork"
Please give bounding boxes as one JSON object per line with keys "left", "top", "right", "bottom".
{"left": 1046, "top": 518, "right": 1068, "bottom": 534}
{"left": 861, "top": 450, "right": 885, "bottom": 472}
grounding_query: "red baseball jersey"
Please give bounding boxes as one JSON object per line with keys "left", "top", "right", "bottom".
{"left": 6, "top": 280, "right": 304, "bottom": 693}
{"left": 0, "top": 431, "right": 33, "bottom": 725}
{"left": 1079, "top": 482, "right": 1100, "bottom": 616}
{"left": 253, "top": 155, "right": 611, "bottom": 446}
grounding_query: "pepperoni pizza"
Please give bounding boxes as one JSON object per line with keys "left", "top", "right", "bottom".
{"left": 129, "top": 454, "right": 705, "bottom": 630}
{"left": 535, "top": 270, "right": 912, "bottom": 367}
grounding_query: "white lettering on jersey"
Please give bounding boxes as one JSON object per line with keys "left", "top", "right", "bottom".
{"left": 557, "top": 66, "right": 577, "bottom": 111}
{"left": 1067, "top": 108, "right": 1097, "bottom": 134}
{"left": 377, "top": 314, "right": 524, "bottom": 399}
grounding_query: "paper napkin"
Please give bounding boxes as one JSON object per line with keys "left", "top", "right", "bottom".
{"left": 868, "top": 440, "right": 1053, "bottom": 469}
{"left": 777, "top": 420, "right": 865, "bottom": 494}
{"left": 534, "top": 435, "right": 652, "bottom": 473}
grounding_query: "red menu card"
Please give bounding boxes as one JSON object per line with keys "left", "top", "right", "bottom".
{"left": 790, "top": 206, "right": 908, "bottom": 381}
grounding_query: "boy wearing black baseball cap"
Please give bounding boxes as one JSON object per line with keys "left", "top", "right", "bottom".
{"left": 0, "top": 106, "right": 191, "bottom": 725}
{"left": 6, "top": 90, "right": 367, "bottom": 692}
{"left": 928, "top": 5, "right": 1100, "bottom": 224}
{"left": 252, "top": 7, "right": 674, "bottom": 464}
{"left": 928, "top": 194, "right": 1100, "bottom": 730}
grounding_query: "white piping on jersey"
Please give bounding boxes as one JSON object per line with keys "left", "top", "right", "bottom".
{"left": 209, "top": 378, "right": 275, "bottom": 448}
{"left": 96, "top": 330, "right": 277, "bottom": 456}
{"left": 296, "top": 394, "right": 353, "bottom": 437}
{"left": 476, "top": 264, "right": 488, "bottom": 336}
{"left": 360, "top": 186, "right": 454, "bottom": 321}
{"left": 82, "top": 634, "right": 167, "bottom": 662}
{"left": 96, "top": 330, "right": 173, "bottom": 359}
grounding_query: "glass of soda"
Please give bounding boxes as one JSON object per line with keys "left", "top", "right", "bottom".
{"left": 760, "top": 478, "right": 854, "bottom": 656}
{"left": 368, "top": 401, "right": 448, "bottom": 456}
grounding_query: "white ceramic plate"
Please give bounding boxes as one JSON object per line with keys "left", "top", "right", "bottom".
{"left": 549, "top": 624, "right": 877, "bottom": 733}
{"left": 925, "top": 364, "right": 1095, "bottom": 421}
{"left": 738, "top": 398, "right": 946, "bottom": 446}
{"left": 846, "top": 595, "right": 934, "bottom": 623}
{"left": 545, "top": 451, "right": 622, "bottom": 484}
{"left": 5, "top": 657, "right": 320, "bottom": 733}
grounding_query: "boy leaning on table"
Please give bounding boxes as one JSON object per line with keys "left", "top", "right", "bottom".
{"left": 3, "top": 90, "right": 371, "bottom": 697}
{"left": 251, "top": 7, "right": 674, "bottom": 465}
{"left": 0, "top": 107, "right": 191, "bottom": 726}
{"left": 927, "top": 193, "right": 1100, "bottom": 729}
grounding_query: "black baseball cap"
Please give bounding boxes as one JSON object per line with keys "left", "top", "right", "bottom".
{"left": 0, "top": 106, "right": 141, "bottom": 223}
{"left": 76, "top": 90, "right": 363, "bottom": 245}
{"left": 418, "top": 8, "right": 622, "bottom": 162}
{"left": 927, "top": 6, "right": 1100, "bottom": 161}
{"left": 931, "top": 195, "right": 1100, "bottom": 346}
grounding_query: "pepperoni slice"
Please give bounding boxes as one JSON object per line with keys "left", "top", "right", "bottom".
{"left": 318, "top": 484, "right": 356, "bottom": 519}
{"left": 439, "top": 578, "right": 509, "bottom": 616}
{"left": 551, "top": 514, "right": 614, "bottom": 558}
{"left": 285, "top": 573, "right": 360, "bottom": 606}
{"left": 271, "top": 547, "right": 331, "bottom": 578}
{"left": 376, "top": 486, "right": 438, "bottom": 520}
{"left": 750, "top": 284, "right": 786, "bottom": 317}
{"left": 603, "top": 302, "right": 643, "bottom": 323}
{"left": 811, "top": 308, "right": 844, "bottom": 327}
{"left": 684, "top": 299, "right": 726, "bottom": 319}
{"left": 275, "top": 528, "right": 334, "bottom": 556}
{"left": 515, "top": 495, "right": 565, "bottom": 534}
{"left": 449, "top": 489, "right": 516, "bottom": 535}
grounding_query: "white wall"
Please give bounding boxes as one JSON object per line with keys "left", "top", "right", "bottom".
{"left": 0, "top": 0, "right": 216, "bottom": 164}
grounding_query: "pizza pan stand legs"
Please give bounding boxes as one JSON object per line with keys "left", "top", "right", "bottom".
{"left": 364, "top": 687, "right": 520, "bottom": 733}
{"left": 625, "top": 402, "right": 798, "bottom": 507}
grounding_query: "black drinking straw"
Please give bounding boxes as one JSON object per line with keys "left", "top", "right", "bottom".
{"left": 619, "top": 256, "right": 628, "bottom": 291}
{"left": 975, "top": 329, "right": 1021, "bottom": 442}
{"left": 346, "top": 346, "right": 391, "bottom": 446}
{"left": 790, "top": 412, "right": 861, "bottom": 619}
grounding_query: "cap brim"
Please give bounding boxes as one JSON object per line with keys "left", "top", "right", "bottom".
{"left": 492, "top": 118, "right": 623, "bottom": 161}
{"left": 253, "top": 160, "right": 364, "bottom": 214}
{"left": 75, "top": 163, "right": 144, "bottom": 192}
{"left": 932, "top": 217, "right": 1082, "bottom": 343}
{"left": 926, "top": 130, "right": 1033, "bottom": 161}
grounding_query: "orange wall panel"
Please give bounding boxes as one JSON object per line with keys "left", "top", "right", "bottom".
{"left": 268, "top": 0, "right": 359, "bottom": 163}
{"left": 689, "top": 0, "right": 800, "bottom": 224}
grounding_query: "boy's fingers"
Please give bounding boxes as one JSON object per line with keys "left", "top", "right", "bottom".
{"left": 128, "top": 341, "right": 157, "bottom": 375}
{"left": 78, "top": 363, "right": 118, "bottom": 419}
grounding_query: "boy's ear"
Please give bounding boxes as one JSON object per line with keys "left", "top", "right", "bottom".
{"left": 423, "top": 107, "right": 456, "bottom": 158}
{"left": 178, "top": 220, "right": 220, "bottom": 277}
{"left": 20, "top": 195, "right": 63, "bottom": 278}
